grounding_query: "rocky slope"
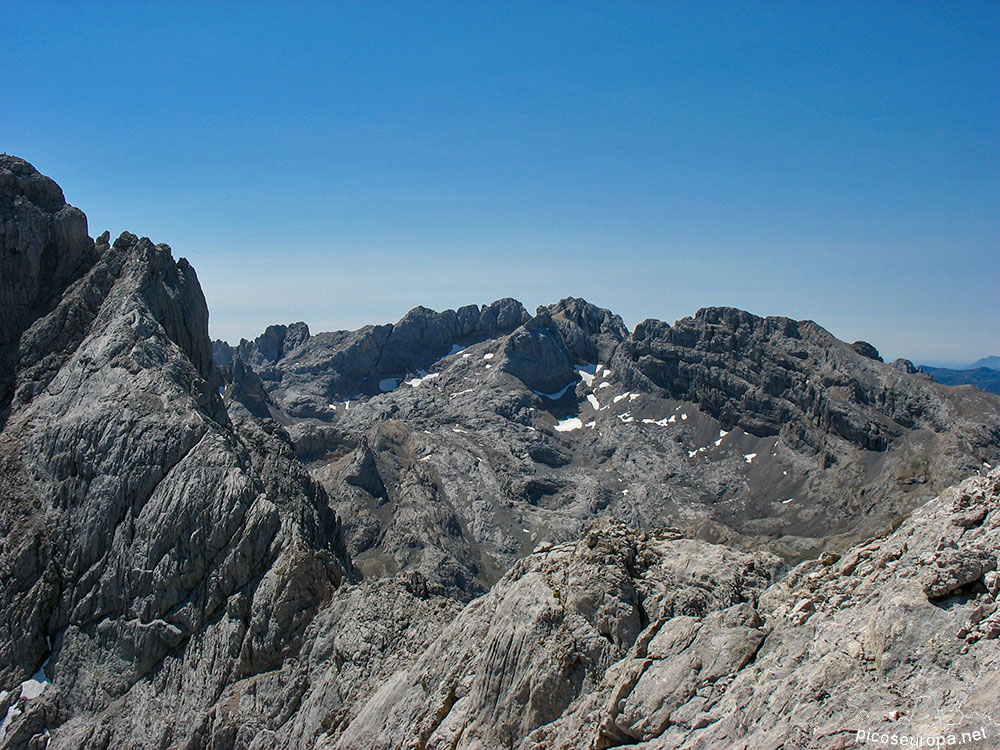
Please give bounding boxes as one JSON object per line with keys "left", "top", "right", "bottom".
{"left": 0, "top": 157, "right": 351, "bottom": 748}
{"left": 2, "top": 155, "right": 999, "bottom": 749}
{"left": 320, "top": 466, "right": 1000, "bottom": 750}
{"left": 217, "top": 294, "right": 1000, "bottom": 602}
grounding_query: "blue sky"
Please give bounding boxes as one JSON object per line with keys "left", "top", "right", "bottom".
{"left": 3, "top": 2, "right": 997, "bottom": 364}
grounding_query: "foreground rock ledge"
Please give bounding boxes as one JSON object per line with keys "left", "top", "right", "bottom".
{"left": 319, "top": 468, "right": 1000, "bottom": 750}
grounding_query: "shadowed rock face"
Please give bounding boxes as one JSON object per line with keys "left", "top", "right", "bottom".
{"left": 2, "top": 156, "right": 999, "bottom": 749}
{"left": 542, "top": 296, "right": 629, "bottom": 363}
{"left": 0, "top": 156, "right": 95, "bottom": 413}
{"left": 212, "top": 300, "right": 531, "bottom": 412}
{"left": 621, "top": 306, "right": 948, "bottom": 452}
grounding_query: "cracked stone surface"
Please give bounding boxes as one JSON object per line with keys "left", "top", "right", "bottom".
{"left": 0, "top": 157, "right": 350, "bottom": 748}
{"left": 317, "top": 468, "right": 1000, "bottom": 750}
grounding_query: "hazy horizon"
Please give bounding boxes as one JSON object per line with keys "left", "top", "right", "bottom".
{"left": 4, "top": 2, "right": 997, "bottom": 364}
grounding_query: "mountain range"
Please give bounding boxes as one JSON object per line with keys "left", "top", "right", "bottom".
{"left": 2, "top": 154, "right": 999, "bottom": 749}
{"left": 944, "top": 356, "right": 1000, "bottom": 371}
{"left": 917, "top": 364, "right": 1000, "bottom": 396}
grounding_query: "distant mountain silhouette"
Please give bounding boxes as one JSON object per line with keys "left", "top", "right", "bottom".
{"left": 966, "top": 355, "right": 1000, "bottom": 371}
{"left": 919, "top": 365, "right": 1000, "bottom": 395}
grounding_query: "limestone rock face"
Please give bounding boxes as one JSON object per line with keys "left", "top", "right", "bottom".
{"left": 0, "top": 156, "right": 95, "bottom": 410}
{"left": 219, "top": 357, "right": 274, "bottom": 419}
{"left": 621, "top": 306, "right": 969, "bottom": 454}
{"left": 497, "top": 311, "right": 578, "bottom": 395}
{"left": 329, "top": 524, "right": 779, "bottom": 750}
{"left": 0, "top": 157, "right": 350, "bottom": 748}
{"left": 320, "top": 468, "right": 1000, "bottom": 750}
{"left": 218, "top": 299, "right": 531, "bottom": 418}
{"left": 539, "top": 296, "right": 628, "bottom": 366}
{"left": 233, "top": 294, "right": 999, "bottom": 603}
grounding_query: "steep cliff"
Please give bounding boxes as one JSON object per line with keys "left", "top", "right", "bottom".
{"left": 0, "top": 157, "right": 350, "bottom": 748}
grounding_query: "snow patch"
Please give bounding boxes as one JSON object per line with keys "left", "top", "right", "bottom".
{"left": 681, "top": 413, "right": 688, "bottom": 420}
{"left": 782, "top": 497, "right": 795, "bottom": 504}
{"left": 587, "top": 394, "right": 601, "bottom": 410}
{"left": 576, "top": 363, "right": 599, "bottom": 386}
{"left": 629, "top": 393, "right": 640, "bottom": 401}
{"left": 19, "top": 662, "right": 50, "bottom": 701}
{"left": 744, "top": 453, "right": 758, "bottom": 464}
{"left": 719, "top": 429, "right": 729, "bottom": 438}
{"left": 613, "top": 392, "right": 631, "bottom": 404}
{"left": 450, "top": 388, "right": 476, "bottom": 398}
{"left": 405, "top": 371, "right": 440, "bottom": 387}
{"left": 585, "top": 420, "right": 596, "bottom": 429}
{"left": 598, "top": 382, "right": 611, "bottom": 389}
{"left": 554, "top": 417, "right": 584, "bottom": 432}
{"left": 482, "top": 352, "right": 494, "bottom": 360}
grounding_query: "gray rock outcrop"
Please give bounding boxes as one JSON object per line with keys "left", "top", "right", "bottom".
{"left": 0, "top": 156, "right": 350, "bottom": 748}
{"left": 310, "top": 467, "right": 1000, "bottom": 749}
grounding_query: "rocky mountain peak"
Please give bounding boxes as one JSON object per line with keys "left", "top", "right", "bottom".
{"left": 0, "top": 157, "right": 351, "bottom": 747}
{"left": 852, "top": 339, "right": 884, "bottom": 361}
{"left": 539, "top": 296, "right": 628, "bottom": 365}
{"left": 0, "top": 154, "right": 71, "bottom": 213}
{"left": 1, "top": 156, "right": 95, "bottom": 408}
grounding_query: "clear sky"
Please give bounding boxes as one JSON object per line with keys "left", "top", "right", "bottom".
{"left": 3, "top": 2, "right": 997, "bottom": 364}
